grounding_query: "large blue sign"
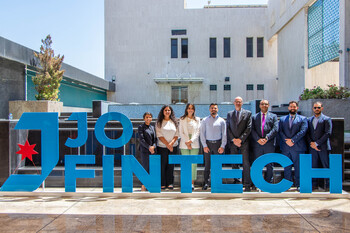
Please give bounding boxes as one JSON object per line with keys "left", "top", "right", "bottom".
{"left": 0, "top": 112, "right": 343, "bottom": 193}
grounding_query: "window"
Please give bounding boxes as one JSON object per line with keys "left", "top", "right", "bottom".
{"left": 246, "top": 37, "right": 253, "bottom": 57}
{"left": 172, "top": 29, "right": 186, "bottom": 35}
{"left": 171, "top": 39, "right": 178, "bottom": 58}
{"left": 246, "top": 84, "right": 254, "bottom": 90}
{"left": 210, "top": 38, "right": 217, "bottom": 58}
{"left": 210, "top": 85, "right": 217, "bottom": 91}
{"left": 257, "top": 37, "right": 264, "bottom": 57}
{"left": 225, "top": 77, "right": 230, "bottom": 82}
{"left": 257, "top": 84, "right": 264, "bottom": 90}
{"left": 224, "top": 85, "right": 231, "bottom": 91}
{"left": 171, "top": 86, "right": 188, "bottom": 104}
{"left": 181, "top": 38, "right": 188, "bottom": 58}
{"left": 224, "top": 38, "right": 230, "bottom": 58}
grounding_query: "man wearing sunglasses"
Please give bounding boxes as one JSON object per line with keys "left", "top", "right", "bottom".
{"left": 306, "top": 101, "right": 332, "bottom": 191}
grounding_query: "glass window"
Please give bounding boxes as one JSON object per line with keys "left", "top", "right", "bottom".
{"left": 210, "top": 85, "right": 217, "bottom": 91}
{"left": 181, "top": 38, "right": 188, "bottom": 58}
{"left": 171, "top": 86, "right": 188, "bottom": 104}
{"left": 225, "top": 77, "right": 230, "bottom": 82}
{"left": 257, "top": 37, "right": 264, "bottom": 57}
{"left": 257, "top": 84, "right": 264, "bottom": 90}
{"left": 246, "top": 37, "right": 253, "bottom": 58}
{"left": 224, "top": 38, "right": 230, "bottom": 58}
{"left": 246, "top": 84, "right": 254, "bottom": 90}
{"left": 210, "top": 38, "right": 217, "bottom": 58}
{"left": 171, "top": 39, "right": 178, "bottom": 58}
{"left": 224, "top": 84, "right": 231, "bottom": 91}
{"left": 172, "top": 29, "right": 187, "bottom": 35}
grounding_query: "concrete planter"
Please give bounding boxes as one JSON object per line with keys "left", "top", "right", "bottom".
{"left": 9, "top": 100, "right": 63, "bottom": 119}
{"left": 299, "top": 99, "right": 350, "bottom": 130}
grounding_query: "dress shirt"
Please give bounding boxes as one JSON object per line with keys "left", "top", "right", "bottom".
{"left": 312, "top": 115, "right": 320, "bottom": 129}
{"left": 200, "top": 114, "right": 227, "bottom": 148}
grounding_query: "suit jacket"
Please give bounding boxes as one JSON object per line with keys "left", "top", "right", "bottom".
{"left": 279, "top": 114, "right": 308, "bottom": 152}
{"left": 251, "top": 112, "right": 278, "bottom": 149}
{"left": 226, "top": 108, "right": 252, "bottom": 145}
{"left": 179, "top": 116, "right": 201, "bottom": 149}
{"left": 306, "top": 114, "right": 332, "bottom": 151}
{"left": 138, "top": 123, "right": 157, "bottom": 153}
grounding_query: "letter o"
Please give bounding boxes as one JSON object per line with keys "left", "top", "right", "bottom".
{"left": 95, "top": 112, "right": 133, "bottom": 148}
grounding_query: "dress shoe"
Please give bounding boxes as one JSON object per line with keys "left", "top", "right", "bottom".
{"left": 244, "top": 186, "right": 251, "bottom": 192}
{"left": 167, "top": 184, "right": 174, "bottom": 190}
{"left": 202, "top": 184, "right": 208, "bottom": 190}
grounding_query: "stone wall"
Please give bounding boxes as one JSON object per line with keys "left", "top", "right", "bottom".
{"left": 0, "top": 57, "right": 25, "bottom": 119}
{"left": 299, "top": 99, "right": 350, "bottom": 130}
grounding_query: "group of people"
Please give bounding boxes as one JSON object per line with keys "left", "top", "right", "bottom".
{"left": 137, "top": 97, "right": 332, "bottom": 192}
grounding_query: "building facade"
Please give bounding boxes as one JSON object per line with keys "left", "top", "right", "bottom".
{"left": 105, "top": 0, "right": 348, "bottom": 106}
{"left": 105, "top": 0, "right": 278, "bottom": 105}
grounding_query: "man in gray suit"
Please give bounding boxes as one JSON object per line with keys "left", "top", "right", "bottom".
{"left": 251, "top": 100, "right": 278, "bottom": 183}
{"left": 226, "top": 96, "right": 252, "bottom": 191}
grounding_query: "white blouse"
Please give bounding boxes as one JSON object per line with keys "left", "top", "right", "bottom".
{"left": 156, "top": 120, "right": 179, "bottom": 148}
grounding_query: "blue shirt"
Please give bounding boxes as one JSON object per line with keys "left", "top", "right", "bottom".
{"left": 200, "top": 114, "right": 227, "bottom": 148}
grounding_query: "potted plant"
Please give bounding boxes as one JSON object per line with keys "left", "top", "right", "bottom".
{"left": 298, "top": 84, "right": 350, "bottom": 130}
{"left": 9, "top": 35, "right": 65, "bottom": 119}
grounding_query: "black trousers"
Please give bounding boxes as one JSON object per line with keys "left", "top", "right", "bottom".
{"left": 230, "top": 142, "right": 252, "bottom": 187}
{"left": 203, "top": 140, "right": 222, "bottom": 185}
{"left": 140, "top": 151, "right": 150, "bottom": 173}
{"left": 158, "top": 146, "right": 178, "bottom": 187}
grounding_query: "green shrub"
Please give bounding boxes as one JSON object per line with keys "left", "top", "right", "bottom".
{"left": 299, "top": 84, "right": 350, "bottom": 100}
{"left": 32, "top": 35, "right": 65, "bottom": 101}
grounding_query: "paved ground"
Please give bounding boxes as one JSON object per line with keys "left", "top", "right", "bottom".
{"left": 0, "top": 188, "right": 349, "bottom": 233}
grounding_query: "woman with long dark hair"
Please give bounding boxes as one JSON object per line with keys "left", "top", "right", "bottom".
{"left": 138, "top": 112, "right": 157, "bottom": 191}
{"left": 179, "top": 103, "right": 200, "bottom": 190}
{"left": 156, "top": 105, "right": 179, "bottom": 190}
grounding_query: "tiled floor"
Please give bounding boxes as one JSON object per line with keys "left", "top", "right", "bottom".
{"left": 0, "top": 188, "right": 349, "bottom": 232}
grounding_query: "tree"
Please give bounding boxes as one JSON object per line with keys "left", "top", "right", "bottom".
{"left": 32, "top": 35, "right": 65, "bottom": 101}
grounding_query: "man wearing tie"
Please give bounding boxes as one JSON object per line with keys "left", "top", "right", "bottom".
{"left": 306, "top": 101, "right": 332, "bottom": 191}
{"left": 226, "top": 96, "right": 252, "bottom": 191}
{"left": 279, "top": 101, "right": 308, "bottom": 190}
{"left": 251, "top": 100, "right": 278, "bottom": 183}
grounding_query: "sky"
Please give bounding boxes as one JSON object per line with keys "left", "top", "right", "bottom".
{"left": 0, "top": 0, "right": 268, "bottom": 79}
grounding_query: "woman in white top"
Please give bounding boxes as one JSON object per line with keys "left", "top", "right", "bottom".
{"left": 156, "top": 105, "right": 179, "bottom": 190}
{"left": 179, "top": 103, "right": 201, "bottom": 190}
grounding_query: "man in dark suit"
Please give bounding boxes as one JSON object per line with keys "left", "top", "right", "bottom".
{"left": 251, "top": 99, "right": 278, "bottom": 183}
{"left": 226, "top": 96, "right": 252, "bottom": 191}
{"left": 279, "top": 101, "right": 308, "bottom": 190}
{"left": 306, "top": 101, "right": 332, "bottom": 191}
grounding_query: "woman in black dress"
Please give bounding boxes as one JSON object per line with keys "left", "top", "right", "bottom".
{"left": 138, "top": 112, "right": 157, "bottom": 191}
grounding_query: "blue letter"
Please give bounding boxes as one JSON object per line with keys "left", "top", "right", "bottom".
{"left": 211, "top": 154, "right": 242, "bottom": 193}
{"left": 1, "top": 113, "right": 59, "bottom": 192}
{"left": 103, "top": 155, "right": 114, "bottom": 193}
{"left": 121, "top": 155, "right": 160, "bottom": 193}
{"left": 169, "top": 155, "right": 203, "bottom": 193}
{"left": 95, "top": 112, "right": 133, "bottom": 148}
{"left": 65, "top": 112, "right": 88, "bottom": 148}
{"left": 251, "top": 153, "right": 293, "bottom": 193}
{"left": 300, "top": 154, "right": 342, "bottom": 193}
{"left": 65, "top": 155, "right": 95, "bottom": 192}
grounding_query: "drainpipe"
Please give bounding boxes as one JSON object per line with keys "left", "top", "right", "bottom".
{"left": 24, "top": 64, "right": 27, "bottom": 101}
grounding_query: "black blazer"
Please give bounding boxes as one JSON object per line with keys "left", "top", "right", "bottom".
{"left": 226, "top": 108, "right": 252, "bottom": 145}
{"left": 306, "top": 114, "right": 332, "bottom": 151}
{"left": 251, "top": 112, "right": 278, "bottom": 149}
{"left": 138, "top": 123, "right": 157, "bottom": 153}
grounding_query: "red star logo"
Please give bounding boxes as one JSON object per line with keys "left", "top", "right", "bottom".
{"left": 16, "top": 140, "right": 38, "bottom": 162}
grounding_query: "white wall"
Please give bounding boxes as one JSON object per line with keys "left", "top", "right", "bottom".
{"left": 276, "top": 9, "right": 306, "bottom": 103}
{"left": 105, "top": 0, "right": 277, "bottom": 104}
